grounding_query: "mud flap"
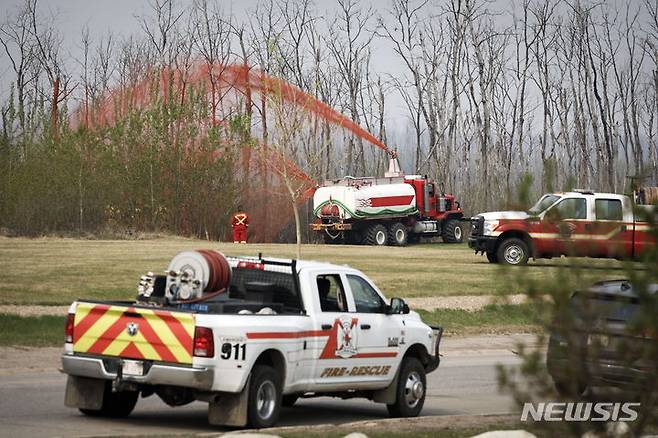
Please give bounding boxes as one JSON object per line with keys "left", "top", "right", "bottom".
{"left": 207, "top": 375, "right": 250, "bottom": 427}
{"left": 372, "top": 368, "right": 400, "bottom": 404}
{"left": 64, "top": 375, "right": 106, "bottom": 410}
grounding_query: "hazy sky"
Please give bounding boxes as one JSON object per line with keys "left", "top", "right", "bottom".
{"left": 0, "top": 0, "right": 533, "bottom": 162}
{"left": 0, "top": 0, "right": 398, "bottom": 98}
{"left": 0, "top": 0, "right": 257, "bottom": 89}
{"left": 5, "top": 0, "right": 630, "bottom": 149}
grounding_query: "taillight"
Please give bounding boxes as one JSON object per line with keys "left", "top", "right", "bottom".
{"left": 193, "top": 327, "right": 214, "bottom": 357}
{"left": 237, "top": 261, "right": 264, "bottom": 270}
{"left": 65, "top": 313, "right": 75, "bottom": 343}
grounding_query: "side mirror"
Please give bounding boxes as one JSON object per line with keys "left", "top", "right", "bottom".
{"left": 389, "top": 297, "right": 410, "bottom": 315}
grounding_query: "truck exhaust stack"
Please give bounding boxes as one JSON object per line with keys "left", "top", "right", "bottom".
{"left": 385, "top": 155, "right": 404, "bottom": 178}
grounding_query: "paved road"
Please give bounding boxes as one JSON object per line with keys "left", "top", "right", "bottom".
{"left": 0, "top": 336, "right": 533, "bottom": 437}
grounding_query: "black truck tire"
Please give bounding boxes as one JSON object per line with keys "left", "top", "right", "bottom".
{"left": 388, "top": 223, "right": 408, "bottom": 246}
{"left": 79, "top": 381, "right": 138, "bottom": 418}
{"left": 364, "top": 223, "right": 388, "bottom": 246}
{"left": 442, "top": 219, "right": 463, "bottom": 243}
{"left": 281, "top": 394, "right": 299, "bottom": 407}
{"left": 553, "top": 379, "right": 587, "bottom": 398}
{"left": 387, "top": 357, "right": 426, "bottom": 418}
{"left": 323, "top": 232, "right": 342, "bottom": 244}
{"left": 496, "top": 238, "right": 530, "bottom": 265}
{"left": 346, "top": 230, "right": 363, "bottom": 245}
{"left": 407, "top": 233, "right": 420, "bottom": 244}
{"left": 247, "top": 365, "right": 282, "bottom": 428}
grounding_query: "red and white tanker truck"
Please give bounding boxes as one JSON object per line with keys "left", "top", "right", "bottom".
{"left": 310, "top": 157, "right": 464, "bottom": 246}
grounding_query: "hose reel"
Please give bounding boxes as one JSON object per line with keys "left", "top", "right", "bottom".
{"left": 137, "top": 250, "right": 231, "bottom": 305}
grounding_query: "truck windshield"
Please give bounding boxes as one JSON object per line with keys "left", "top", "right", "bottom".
{"left": 528, "top": 194, "right": 561, "bottom": 215}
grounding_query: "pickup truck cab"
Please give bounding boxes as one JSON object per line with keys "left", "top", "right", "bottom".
{"left": 468, "top": 190, "right": 656, "bottom": 265}
{"left": 62, "top": 255, "right": 442, "bottom": 428}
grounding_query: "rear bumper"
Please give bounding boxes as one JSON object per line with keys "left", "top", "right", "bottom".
{"left": 310, "top": 222, "right": 353, "bottom": 231}
{"left": 587, "top": 362, "right": 653, "bottom": 388}
{"left": 547, "top": 334, "right": 654, "bottom": 390}
{"left": 61, "top": 353, "right": 214, "bottom": 390}
{"left": 549, "top": 355, "right": 651, "bottom": 390}
{"left": 468, "top": 235, "right": 497, "bottom": 253}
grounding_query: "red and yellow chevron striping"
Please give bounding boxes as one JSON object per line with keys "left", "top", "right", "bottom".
{"left": 73, "top": 303, "right": 195, "bottom": 364}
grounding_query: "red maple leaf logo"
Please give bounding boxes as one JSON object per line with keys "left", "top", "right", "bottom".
{"left": 342, "top": 331, "right": 351, "bottom": 347}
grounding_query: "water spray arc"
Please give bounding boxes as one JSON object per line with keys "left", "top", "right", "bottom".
{"left": 73, "top": 62, "right": 392, "bottom": 241}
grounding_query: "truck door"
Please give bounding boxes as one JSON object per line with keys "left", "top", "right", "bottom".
{"left": 548, "top": 197, "right": 591, "bottom": 256}
{"left": 590, "top": 198, "right": 630, "bottom": 257}
{"left": 309, "top": 272, "right": 359, "bottom": 386}
{"left": 343, "top": 274, "right": 403, "bottom": 384}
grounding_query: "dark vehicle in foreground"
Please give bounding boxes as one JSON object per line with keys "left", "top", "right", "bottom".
{"left": 547, "top": 280, "right": 658, "bottom": 396}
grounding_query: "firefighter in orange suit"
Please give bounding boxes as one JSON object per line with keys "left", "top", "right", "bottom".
{"left": 232, "top": 208, "right": 249, "bottom": 243}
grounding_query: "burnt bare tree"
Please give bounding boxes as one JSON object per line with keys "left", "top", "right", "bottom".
{"left": 1, "top": 0, "right": 657, "bottom": 238}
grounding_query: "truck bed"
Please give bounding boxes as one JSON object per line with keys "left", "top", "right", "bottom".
{"left": 71, "top": 264, "right": 305, "bottom": 365}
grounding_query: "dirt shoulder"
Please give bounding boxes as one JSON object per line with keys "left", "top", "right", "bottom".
{"left": 407, "top": 294, "right": 527, "bottom": 311}
{"left": 0, "top": 346, "right": 62, "bottom": 375}
{"left": 0, "top": 304, "right": 70, "bottom": 316}
{"left": 249, "top": 414, "right": 522, "bottom": 438}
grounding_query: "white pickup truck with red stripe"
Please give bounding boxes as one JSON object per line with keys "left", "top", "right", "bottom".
{"left": 62, "top": 255, "right": 442, "bottom": 428}
{"left": 468, "top": 190, "right": 656, "bottom": 265}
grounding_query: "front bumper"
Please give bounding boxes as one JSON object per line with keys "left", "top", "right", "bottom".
{"left": 61, "top": 353, "right": 214, "bottom": 390}
{"left": 468, "top": 235, "right": 497, "bottom": 253}
{"left": 426, "top": 326, "right": 444, "bottom": 373}
{"left": 310, "top": 222, "right": 353, "bottom": 231}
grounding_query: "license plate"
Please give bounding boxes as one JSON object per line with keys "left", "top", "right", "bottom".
{"left": 122, "top": 360, "right": 144, "bottom": 376}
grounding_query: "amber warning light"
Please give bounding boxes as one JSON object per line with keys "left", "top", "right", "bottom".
{"left": 237, "top": 261, "right": 264, "bottom": 270}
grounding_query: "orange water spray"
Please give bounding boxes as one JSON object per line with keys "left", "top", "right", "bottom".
{"left": 72, "top": 62, "right": 391, "bottom": 241}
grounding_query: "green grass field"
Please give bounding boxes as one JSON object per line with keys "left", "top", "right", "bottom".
{"left": 418, "top": 304, "right": 541, "bottom": 335}
{"left": 0, "top": 314, "right": 66, "bottom": 346}
{"left": 0, "top": 236, "right": 629, "bottom": 305}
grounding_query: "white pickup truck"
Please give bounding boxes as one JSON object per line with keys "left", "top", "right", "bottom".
{"left": 61, "top": 253, "right": 442, "bottom": 428}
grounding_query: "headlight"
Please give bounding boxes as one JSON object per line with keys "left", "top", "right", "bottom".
{"left": 482, "top": 220, "right": 499, "bottom": 235}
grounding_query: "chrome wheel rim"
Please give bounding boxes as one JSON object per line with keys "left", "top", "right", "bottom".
{"left": 404, "top": 371, "right": 424, "bottom": 408}
{"left": 395, "top": 228, "right": 405, "bottom": 243}
{"left": 454, "top": 226, "right": 462, "bottom": 240}
{"left": 375, "top": 230, "right": 386, "bottom": 245}
{"left": 504, "top": 244, "right": 524, "bottom": 264}
{"left": 256, "top": 380, "right": 276, "bottom": 420}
